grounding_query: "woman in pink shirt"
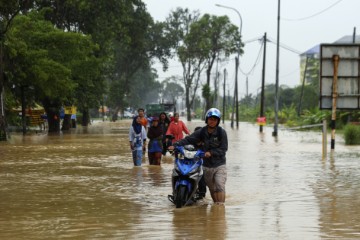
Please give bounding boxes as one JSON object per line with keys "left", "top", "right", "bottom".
{"left": 166, "top": 113, "right": 190, "bottom": 144}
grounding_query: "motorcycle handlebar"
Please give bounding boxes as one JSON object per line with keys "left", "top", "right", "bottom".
{"left": 169, "top": 145, "right": 205, "bottom": 159}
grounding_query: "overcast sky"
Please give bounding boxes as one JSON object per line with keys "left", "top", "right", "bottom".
{"left": 143, "top": 0, "right": 359, "bottom": 98}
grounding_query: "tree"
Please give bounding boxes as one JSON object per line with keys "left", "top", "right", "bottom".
{"left": 162, "top": 77, "right": 184, "bottom": 110}
{"left": 165, "top": 8, "right": 205, "bottom": 121}
{"left": 105, "top": 3, "right": 171, "bottom": 120}
{"left": 129, "top": 67, "right": 162, "bottom": 108}
{"left": 190, "top": 14, "right": 242, "bottom": 111}
{"left": 22, "top": 1, "right": 172, "bottom": 123}
{"left": 0, "top": 0, "right": 29, "bottom": 140}
{"left": 165, "top": 10, "right": 242, "bottom": 121}
{"left": 5, "top": 11, "right": 100, "bottom": 132}
{"left": 33, "top": 0, "right": 145, "bottom": 124}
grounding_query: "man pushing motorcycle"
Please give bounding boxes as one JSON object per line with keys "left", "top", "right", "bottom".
{"left": 168, "top": 108, "right": 228, "bottom": 204}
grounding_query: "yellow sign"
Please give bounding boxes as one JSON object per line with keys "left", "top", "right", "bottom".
{"left": 64, "top": 106, "right": 77, "bottom": 115}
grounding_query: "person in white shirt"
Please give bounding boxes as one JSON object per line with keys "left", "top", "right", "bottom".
{"left": 129, "top": 116, "right": 147, "bottom": 166}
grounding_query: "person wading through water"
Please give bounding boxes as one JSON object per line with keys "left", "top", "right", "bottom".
{"left": 147, "top": 117, "right": 163, "bottom": 165}
{"left": 168, "top": 108, "right": 228, "bottom": 204}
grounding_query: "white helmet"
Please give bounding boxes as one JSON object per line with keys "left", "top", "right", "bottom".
{"left": 205, "top": 108, "right": 221, "bottom": 126}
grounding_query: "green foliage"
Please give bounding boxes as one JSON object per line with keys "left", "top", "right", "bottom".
{"left": 278, "top": 104, "right": 298, "bottom": 124}
{"left": 5, "top": 12, "right": 75, "bottom": 101}
{"left": 165, "top": 8, "right": 204, "bottom": 121}
{"left": 191, "top": 13, "right": 241, "bottom": 110}
{"left": 301, "top": 109, "right": 331, "bottom": 125}
{"left": 344, "top": 124, "right": 360, "bottom": 145}
{"left": 6, "top": 10, "right": 102, "bottom": 103}
{"left": 165, "top": 8, "right": 242, "bottom": 120}
{"left": 239, "top": 104, "right": 258, "bottom": 122}
{"left": 202, "top": 83, "right": 211, "bottom": 100}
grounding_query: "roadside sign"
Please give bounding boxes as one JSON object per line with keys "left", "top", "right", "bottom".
{"left": 320, "top": 44, "right": 360, "bottom": 110}
{"left": 257, "top": 117, "right": 266, "bottom": 126}
{"left": 64, "top": 106, "right": 77, "bottom": 115}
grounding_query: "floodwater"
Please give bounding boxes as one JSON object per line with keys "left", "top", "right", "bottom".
{"left": 0, "top": 120, "right": 359, "bottom": 240}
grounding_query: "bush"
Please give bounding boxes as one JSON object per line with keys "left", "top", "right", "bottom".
{"left": 343, "top": 124, "right": 360, "bottom": 145}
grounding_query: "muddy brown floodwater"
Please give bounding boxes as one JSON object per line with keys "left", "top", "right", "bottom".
{"left": 0, "top": 120, "right": 359, "bottom": 239}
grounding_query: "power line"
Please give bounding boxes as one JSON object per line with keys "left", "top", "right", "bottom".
{"left": 240, "top": 39, "right": 264, "bottom": 76}
{"left": 267, "top": 36, "right": 302, "bottom": 55}
{"left": 282, "top": 0, "right": 345, "bottom": 21}
{"left": 243, "top": 36, "right": 263, "bottom": 44}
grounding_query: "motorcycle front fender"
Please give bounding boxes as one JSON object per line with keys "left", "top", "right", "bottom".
{"left": 175, "top": 179, "right": 192, "bottom": 193}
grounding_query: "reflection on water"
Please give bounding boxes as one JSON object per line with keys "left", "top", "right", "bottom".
{"left": 0, "top": 120, "right": 360, "bottom": 239}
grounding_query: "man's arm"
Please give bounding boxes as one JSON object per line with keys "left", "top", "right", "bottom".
{"left": 175, "top": 130, "right": 201, "bottom": 146}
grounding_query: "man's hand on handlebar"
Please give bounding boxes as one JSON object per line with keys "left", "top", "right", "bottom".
{"left": 204, "top": 151, "right": 211, "bottom": 158}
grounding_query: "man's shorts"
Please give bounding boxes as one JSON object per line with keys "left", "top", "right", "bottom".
{"left": 203, "top": 165, "right": 227, "bottom": 192}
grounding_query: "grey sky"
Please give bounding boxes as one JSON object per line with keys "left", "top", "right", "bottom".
{"left": 143, "top": 0, "right": 359, "bottom": 97}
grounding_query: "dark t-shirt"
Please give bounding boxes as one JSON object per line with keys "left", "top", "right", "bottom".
{"left": 176, "top": 126, "right": 228, "bottom": 168}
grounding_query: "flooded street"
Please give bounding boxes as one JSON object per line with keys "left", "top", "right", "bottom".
{"left": 1, "top": 120, "right": 360, "bottom": 239}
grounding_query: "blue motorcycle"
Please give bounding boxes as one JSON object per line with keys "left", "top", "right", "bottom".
{"left": 168, "top": 145, "right": 205, "bottom": 208}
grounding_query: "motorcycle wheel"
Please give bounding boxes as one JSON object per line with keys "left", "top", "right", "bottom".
{"left": 175, "top": 185, "right": 187, "bottom": 208}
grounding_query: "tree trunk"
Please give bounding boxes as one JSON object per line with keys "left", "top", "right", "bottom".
{"left": 205, "top": 68, "right": 211, "bottom": 111}
{"left": 111, "top": 106, "right": 121, "bottom": 122}
{"left": 0, "top": 42, "right": 7, "bottom": 141}
{"left": 0, "top": 93, "right": 7, "bottom": 140}
{"left": 186, "top": 88, "right": 192, "bottom": 121}
{"left": 0, "top": 86, "right": 6, "bottom": 140}
{"left": 42, "top": 98, "right": 61, "bottom": 133}
{"left": 81, "top": 109, "right": 90, "bottom": 126}
{"left": 46, "top": 110, "right": 60, "bottom": 133}
{"left": 61, "top": 114, "right": 72, "bottom": 131}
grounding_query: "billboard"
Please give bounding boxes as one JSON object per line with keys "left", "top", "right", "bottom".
{"left": 320, "top": 44, "right": 360, "bottom": 110}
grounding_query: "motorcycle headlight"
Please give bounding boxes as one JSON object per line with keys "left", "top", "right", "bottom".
{"left": 183, "top": 149, "right": 196, "bottom": 159}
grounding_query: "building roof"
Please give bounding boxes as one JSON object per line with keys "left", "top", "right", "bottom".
{"left": 334, "top": 35, "right": 360, "bottom": 43}
{"left": 300, "top": 35, "right": 360, "bottom": 56}
{"left": 300, "top": 44, "right": 320, "bottom": 56}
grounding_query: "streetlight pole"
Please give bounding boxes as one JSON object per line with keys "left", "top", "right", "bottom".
{"left": 215, "top": 4, "right": 242, "bottom": 128}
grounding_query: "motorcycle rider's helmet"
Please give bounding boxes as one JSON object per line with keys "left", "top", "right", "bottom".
{"left": 205, "top": 108, "right": 221, "bottom": 126}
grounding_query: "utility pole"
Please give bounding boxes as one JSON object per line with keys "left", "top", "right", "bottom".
{"left": 246, "top": 76, "right": 248, "bottom": 98}
{"left": 273, "top": 0, "right": 281, "bottom": 137}
{"left": 235, "top": 57, "right": 239, "bottom": 128}
{"left": 214, "top": 71, "right": 220, "bottom": 108}
{"left": 215, "top": 4, "right": 242, "bottom": 129}
{"left": 353, "top": 27, "right": 356, "bottom": 43}
{"left": 260, "top": 33, "right": 267, "bottom": 133}
{"left": 231, "top": 79, "right": 235, "bottom": 127}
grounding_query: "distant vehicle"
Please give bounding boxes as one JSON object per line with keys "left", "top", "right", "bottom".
{"left": 146, "top": 103, "right": 175, "bottom": 117}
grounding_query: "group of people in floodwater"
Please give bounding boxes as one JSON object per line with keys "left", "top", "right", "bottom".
{"left": 128, "top": 107, "right": 228, "bottom": 204}
{"left": 129, "top": 108, "right": 190, "bottom": 166}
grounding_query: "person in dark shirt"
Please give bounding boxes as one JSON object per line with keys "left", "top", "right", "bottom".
{"left": 158, "top": 112, "right": 170, "bottom": 155}
{"left": 193, "top": 126, "right": 206, "bottom": 200}
{"left": 169, "top": 108, "right": 228, "bottom": 204}
{"left": 147, "top": 117, "right": 163, "bottom": 165}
